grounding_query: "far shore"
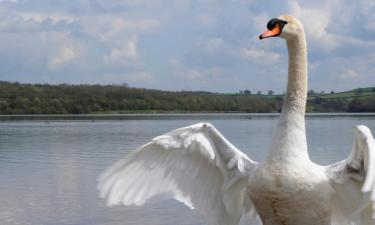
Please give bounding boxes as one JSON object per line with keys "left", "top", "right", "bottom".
{"left": 1, "top": 112, "right": 375, "bottom": 121}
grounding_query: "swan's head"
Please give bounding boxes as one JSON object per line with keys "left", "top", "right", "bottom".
{"left": 259, "top": 15, "right": 304, "bottom": 40}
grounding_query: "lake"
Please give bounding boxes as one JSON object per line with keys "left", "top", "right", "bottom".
{"left": 0, "top": 114, "right": 375, "bottom": 225}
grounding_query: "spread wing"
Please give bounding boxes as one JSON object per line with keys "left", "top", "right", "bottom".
{"left": 98, "top": 122, "right": 261, "bottom": 225}
{"left": 326, "top": 125, "right": 375, "bottom": 225}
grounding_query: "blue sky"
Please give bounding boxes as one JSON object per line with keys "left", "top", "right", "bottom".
{"left": 0, "top": 0, "right": 374, "bottom": 93}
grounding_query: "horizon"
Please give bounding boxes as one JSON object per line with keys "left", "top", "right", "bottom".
{"left": 1, "top": 80, "right": 374, "bottom": 95}
{"left": 0, "top": 0, "right": 374, "bottom": 93}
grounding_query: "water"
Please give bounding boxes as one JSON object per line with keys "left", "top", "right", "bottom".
{"left": 0, "top": 114, "right": 374, "bottom": 225}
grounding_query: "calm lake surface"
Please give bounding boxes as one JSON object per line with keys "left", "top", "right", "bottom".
{"left": 1, "top": 114, "right": 375, "bottom": 225}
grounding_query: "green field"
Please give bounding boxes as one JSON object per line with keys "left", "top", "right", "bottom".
{"left": 232, "top": 87, "right": 375, "bottom": 100}
{"left": 310, "top": 87, "right": 375, "bottom": 100}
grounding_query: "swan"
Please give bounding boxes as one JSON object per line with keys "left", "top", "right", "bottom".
{"left": 98, "top": 15, "right": 375, "bottom": 225}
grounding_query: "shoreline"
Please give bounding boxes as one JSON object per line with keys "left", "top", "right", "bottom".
{"left": 1, "top": 112, "right": 375, "bottom": 121}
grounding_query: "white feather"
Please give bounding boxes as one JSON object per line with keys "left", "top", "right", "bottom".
{"left": 327, "top": 125, "right": 375, "bottom": 224}
{"left": 98, "top": 122, "right": 258, "bottom": 225}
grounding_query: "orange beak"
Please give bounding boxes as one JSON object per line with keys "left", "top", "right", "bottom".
{"left": 259, "top": 24, "right": 281, "bottom": 39}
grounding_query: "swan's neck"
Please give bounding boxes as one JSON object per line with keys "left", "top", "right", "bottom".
{"left": 268, "top": 34, "right": 309, "bottom": 162}
{"left": 283, "top": 36, "right": 308, "bottom": 115}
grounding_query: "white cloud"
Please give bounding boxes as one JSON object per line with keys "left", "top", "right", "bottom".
{"left": 48, "top": 47, "right": 77, "bottom": 70}
{"left": 0, "top": 0, "right": 373, "bottom": 92}
{"left": 17, "top": 12, "right": 76, "bottom": 24}
{"left": 338, "top": 69, "right": 360, "bottom": 80}
{"left": 288, "top": 0, "right": 337, "bottom": 50}
{"left": 241, "top": 48, "right": 280, "bottom": 63}
{"left": 169, "top": 57, "right": 222, "bottom": 83}
{"left": 81, "top": 15, "right": 160, "bottom": 42}
{"left": 170, "top": 58, "right": 196, "bottom": 80}
{"left": 103, "top": 40, "right": 141, "bottom": 66}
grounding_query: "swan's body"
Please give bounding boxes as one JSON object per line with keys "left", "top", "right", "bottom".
{"left": 98, "top": 15, "right": 375, "bottom": 225}
{"left": 249, "top": 153, "right": 332, "bottom": 224}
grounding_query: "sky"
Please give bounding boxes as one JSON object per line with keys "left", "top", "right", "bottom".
{"left": 0, "top": 0, "right": 374, "bottom": 93}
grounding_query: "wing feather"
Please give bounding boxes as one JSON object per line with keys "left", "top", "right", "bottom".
{"left": 98, "top": 122, "right": 259, "bottom": 225}
{"left": 327, "top": 125, "right": 375, "bottom": 225}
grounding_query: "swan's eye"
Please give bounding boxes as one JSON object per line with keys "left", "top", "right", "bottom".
{"left": 267, "top": 18, "right": 278, "bottom": 30}
{"left": 267, "top": 18, "right": 288, "bottom": 31}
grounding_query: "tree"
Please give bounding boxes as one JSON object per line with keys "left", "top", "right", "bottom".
{"left": 311, "top": 96, "right": 323, "bottom": 104}
{"left": 267, "top": 90, "right": 274, "bottom": 95}
{"left": 354, "top": 88, "right": 363, "bottom": 95}
{"left": 308, "top": 89, "right": 315, "bottom": 96}
{"left": 0, "top": 99, "right": 10, "bottom": 113}
{"left": 0, "top": 81, "right": 373, "bottom": 114}
{"left": 348, "top": 99, "right": 364, "bottom": 112}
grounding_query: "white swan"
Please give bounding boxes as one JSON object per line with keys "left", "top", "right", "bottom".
{"left": 98, "top": 15, "right": 375, "bottom": 225}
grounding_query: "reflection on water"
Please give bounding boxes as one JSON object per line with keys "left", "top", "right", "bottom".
{"left": 0, "top": 115, "right": 374, "bottom": 225}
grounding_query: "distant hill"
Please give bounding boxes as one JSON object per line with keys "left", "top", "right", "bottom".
{"left": 312, "top": 87, "right": 375, "bottom": 100}
{"left": 0, "top": 81, "right": 374, "bottom": 114}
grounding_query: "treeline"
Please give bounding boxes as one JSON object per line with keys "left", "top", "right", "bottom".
{"left": 307, "top": 96, "right": 375, "bottom": 112}
{"left": 0, "top": 81, "right": 374, "bottom": 114}
{"left": 0, "top": 81, "right": 282, "bottom": 114}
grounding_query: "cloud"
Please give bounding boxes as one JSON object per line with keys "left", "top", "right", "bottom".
{"left": 48, "top": 47, "right": 77, "bottom": 70}
{"left": 80, "top": 15, "right": 160, "bottom": 42}
{"left": 338, "top": 69, "right": 360, "bottom": 80}
{"left": 287, "top": 0, "right": 337, "bottom": 50}
{"left": 241, "top": 48, "right": 280, "bottom": 63}
{"left": 0, "top": 0, "right": 373, "bottom": 93}
{"left": 103, "top": 40, "right": 141, "bottom": 66}
{"left": 169, "top": 58, "right": 201, "bottom": 80}
{"left": 169, "top": 57, "right": 222, "bottom": 83}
